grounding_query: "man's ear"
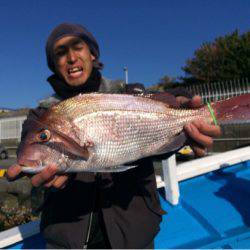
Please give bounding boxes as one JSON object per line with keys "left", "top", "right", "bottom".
{"left": 91, "top": 54, "right": 96, "bottom": 61}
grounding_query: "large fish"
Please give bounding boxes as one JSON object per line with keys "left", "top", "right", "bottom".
{"left": 18, "top": 93, "right": 250, "bottom": 173}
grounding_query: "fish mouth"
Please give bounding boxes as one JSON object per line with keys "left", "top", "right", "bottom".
{"left": 21, "top": 165, "right": 46, "bottom": 174}
{"left": 18, "top": 159, "right": 45, "bottom": 174}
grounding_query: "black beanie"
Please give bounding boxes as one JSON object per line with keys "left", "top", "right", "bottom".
{"left": 46, "top": 23, "right": 103, "bottom": 72}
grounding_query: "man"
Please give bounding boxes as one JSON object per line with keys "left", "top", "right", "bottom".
{"left": 7, "top": 23, "right": 221, "bottom": 249}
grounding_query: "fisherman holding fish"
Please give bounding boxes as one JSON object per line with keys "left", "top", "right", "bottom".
{"left": 7, "top": 23, "right": 221, "bottom": 249}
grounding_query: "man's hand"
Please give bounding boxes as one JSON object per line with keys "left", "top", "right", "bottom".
{"left": 176, "top": 95, "right": 221, "bottom": 156}
{"left": 6, "top": 164, "right": 69, "bottom": 189}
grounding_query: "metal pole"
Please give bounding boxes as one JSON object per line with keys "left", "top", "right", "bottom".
{"left": 123, "top": 67, "right": 128, "bottom": 84}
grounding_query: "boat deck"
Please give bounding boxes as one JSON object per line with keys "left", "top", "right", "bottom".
{"left": 5, "top": 161, "right": 250, "bottom": 249}
{"left": 156, "top": 161, "right": 250, "bottom": 249}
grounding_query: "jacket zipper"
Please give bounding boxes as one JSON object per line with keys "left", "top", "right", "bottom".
{"left": 82, "top": 173, "right": 99, "bottom": 249}
{"left": 83, "top": 211, "right": 94, "bottom": 249}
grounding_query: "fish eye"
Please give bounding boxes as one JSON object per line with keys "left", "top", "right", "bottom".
{"left": 40, "top": 133, "right": 47, "bottom": 140}
{"left": 37, "top": 129, "right": 51, "bottom": 142}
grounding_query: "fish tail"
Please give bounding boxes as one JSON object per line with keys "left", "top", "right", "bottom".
{"left": 211, "top": 93, "right": 250, "bottom": 124}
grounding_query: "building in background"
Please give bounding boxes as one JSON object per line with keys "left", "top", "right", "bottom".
{"left": 0, "top": 109, "right": 29, "bottom": 156}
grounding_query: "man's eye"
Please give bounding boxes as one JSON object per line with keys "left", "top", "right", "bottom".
{"left": 55, "top": 50, "right": 66, "bottom": 57}
{"left": 74, "top": 44, "right": 84, "bottom": 50}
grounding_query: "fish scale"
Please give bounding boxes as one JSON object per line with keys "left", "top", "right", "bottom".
{"left": 18, "top": 93, "right": 250, "bottom": 173}
{"left": 70, "top": 107, "right": 208, "bottom": 171}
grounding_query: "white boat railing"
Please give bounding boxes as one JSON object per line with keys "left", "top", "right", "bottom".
{"left": 0, "top": 220, "right": 40, "bottom": 248}
{"left": 156, "top": 146, "right": 250, "bottom": 205}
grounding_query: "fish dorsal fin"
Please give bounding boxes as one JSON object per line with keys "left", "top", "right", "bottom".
{"left": 143, "top": 93, "right": 180, "bottom": 108}
{"left": 30, "top": 118, "right": 90, "bottom": 160}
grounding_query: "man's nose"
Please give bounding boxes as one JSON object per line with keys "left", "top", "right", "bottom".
{"left": 67, "top": 49, "right": 77, "bottom": 64}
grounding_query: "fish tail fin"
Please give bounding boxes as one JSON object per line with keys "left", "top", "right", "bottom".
{"left": 211, "top": 94, "right": 250, "bottom": 124}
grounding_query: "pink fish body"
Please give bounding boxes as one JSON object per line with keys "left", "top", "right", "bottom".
{"left": 18, "top": 93, "right": 250, "bottom": 173}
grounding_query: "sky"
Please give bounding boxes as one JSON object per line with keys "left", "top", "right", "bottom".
{"left": 0, "top": 0, "right": 249, "bottom": 109}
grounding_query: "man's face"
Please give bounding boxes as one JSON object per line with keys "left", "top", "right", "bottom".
{"left": 53, "top": 36, "right": 96, "bottom": 86}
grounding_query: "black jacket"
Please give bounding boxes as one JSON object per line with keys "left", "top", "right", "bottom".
{"left": 23, "top": 78, "right": 163, "bottom": 249}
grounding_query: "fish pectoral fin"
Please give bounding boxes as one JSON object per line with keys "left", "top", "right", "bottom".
{"left": 155, "top": 132, "right": 187, "bottom": 156}
{"left": 68, "top": 145, "right": 89, "bottom": 160}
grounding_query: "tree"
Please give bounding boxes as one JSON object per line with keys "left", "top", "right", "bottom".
{"left": 148, "top": 75, "right": 178, "bottom": 92}
{"left": 182, "top": 30, "right": 250, "bottom": 84}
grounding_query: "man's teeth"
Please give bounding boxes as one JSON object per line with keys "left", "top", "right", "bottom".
{"left": 68, "top": 67, "right": 83, "bottom": 74}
